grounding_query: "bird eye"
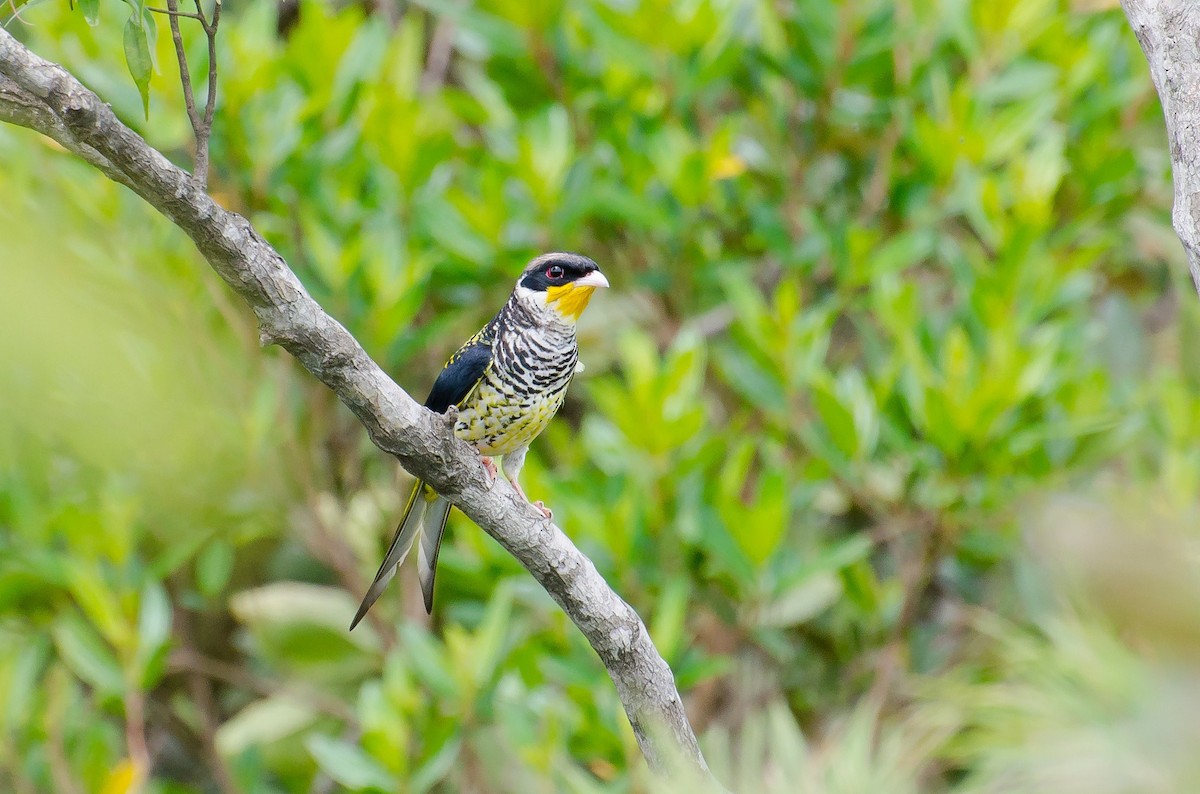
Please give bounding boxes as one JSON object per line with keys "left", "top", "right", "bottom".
{"left": 546, "top": 265, "right": 565, "bottom": 279}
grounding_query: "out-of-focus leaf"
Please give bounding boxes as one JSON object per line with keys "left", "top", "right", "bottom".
{"left": 524, "top": 104, "right": 573, "bottom": 201}
{"left": 51, "top": 614, "right": 123, "bottom": 696}
{"left": 4, "top": 635, "right": 49, "bottom": 731}
{"left": 306, "top": 734, "right": 398, "bottom": 791}
{"left": 136, "top": 579, "right": 171, "bottom": 656}
{"left": 135, "top": 579, "right": 171, "bottom": 686}
{"left": 66, "top": 562, "right": 130, "bottom": 651}
{"left": 196, "top": 540, "right": 235, "bottom": 597}
{"left": 649, "top": 577, "right": 689, "bottom": 662}
{"left": 812, "top": 380, "right": 858, "bottom": 459}
{"left": 758, "top": 572, "right": 842, "bottom": 627}
{"left": 215, "top": 696, "right": 320, "bottom": 756}
{"left": 98, "top": 758, "right": 140, "bottom": 794}
{"left": 470, "top": 580, "right": 514, "bottom": 689}
{"left": 397, "top": 624, "right": 460, "bottom": 699}
{"left": 409, "top": 734, "right": 463, "bottom": 794}
{"left": 230, "top": 582, "right": 360, "bottom": 634}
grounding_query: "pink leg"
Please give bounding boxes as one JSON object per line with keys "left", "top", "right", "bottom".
{"left": 509, "top": 478, "right": 552, "bottom": 520}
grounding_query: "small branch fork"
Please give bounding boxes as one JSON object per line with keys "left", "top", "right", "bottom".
{"left": 151, "top": 0, "right": 220, "bottom": 189}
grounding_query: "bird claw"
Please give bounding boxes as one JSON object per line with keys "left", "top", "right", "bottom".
{"left": 481, "top": 456, "right": 498, "bottom": 487}
{"left": 508, "top": 478, "right": 552, "bottom": 520}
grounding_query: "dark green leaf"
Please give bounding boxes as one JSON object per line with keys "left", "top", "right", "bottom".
{"left": 123, "top": 15, "right": 153, "bottom": 119}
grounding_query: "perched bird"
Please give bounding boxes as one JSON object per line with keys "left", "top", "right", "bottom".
{"left": 350, "top": 253, "right": 609, "bottom": 628}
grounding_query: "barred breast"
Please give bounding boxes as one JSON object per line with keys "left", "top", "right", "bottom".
{"left": 453, "top": 295, "right": 578, "bottom": 456}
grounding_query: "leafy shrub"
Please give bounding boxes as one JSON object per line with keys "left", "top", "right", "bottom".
{"left": 2, "top": 0, "right": 1198, "bottom": 791}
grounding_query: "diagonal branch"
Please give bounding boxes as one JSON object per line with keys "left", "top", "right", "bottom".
{"left": 1121, "top": 0, "right": 1200, "bottom": 295}
{"left": 0, "top": 27, "right": 718, "bottom": 785}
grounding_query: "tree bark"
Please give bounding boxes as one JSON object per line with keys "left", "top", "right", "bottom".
{"left": 1122, "top": 0, "right": 1200, "bottom": 294}
{"left": 0, "top": 28, "right": 717, "bottom": 785}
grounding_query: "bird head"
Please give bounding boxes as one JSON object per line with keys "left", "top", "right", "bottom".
{"left": 516, "top": 253, "right": 609, "bottom": 322}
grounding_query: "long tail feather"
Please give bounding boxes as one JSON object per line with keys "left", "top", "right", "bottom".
{"left": 350, "top": 480, "right": 427, "bottom": 630}
{"left": 417, "top": 496, "right": 452, "bottom": 614}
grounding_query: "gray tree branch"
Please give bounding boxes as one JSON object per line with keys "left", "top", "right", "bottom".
{"left": 0, "top": 27, "right": 717, "bottom": 784}
{"left": 1122, "top": 0, "right": 1200, "bottom": 294}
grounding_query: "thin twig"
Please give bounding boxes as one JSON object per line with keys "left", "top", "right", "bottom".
{"left": 1, "top": 0, "right": 35, "bottom": 30}
{"left": 186, "top": 675, "right": 239, "bottom": 793}
{"left": 175, "top": 608, "right": 240, "bottom": 794}
{"left": 170, "top": 649, "right": 358, "bottom": 722}
{"left": 862, "top": 121, "right": 901, "bottom": 216}
{"left": 122, "top": 689, "right": 152, "bottom": 788}
{"left": 863, "top": 513, "right": 944, "bottom": 742}
{"left": 420, "top": 13, "right": 457, "bottom": 93}
{"left": 164, "top": 0, "right": 201, "bottom": 135}
{"left": 44, "top": 670, "right": 84, "bottom": 794}
{"left": 164, "top": 0, "right": 218, "bottom": 190}
{"left": 196, "top": 0, "right": 219, "bottom": 188}
{"left": 147, "top": 6, "right": 203, "bottom": 21}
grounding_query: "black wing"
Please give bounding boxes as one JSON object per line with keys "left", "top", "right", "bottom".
{"left": 424, "top": 324, "right": 495, "bottom": 413}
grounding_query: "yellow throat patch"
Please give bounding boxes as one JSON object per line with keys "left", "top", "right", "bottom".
{"left": 546, "top": 284, "right": 596, "bottom": 320}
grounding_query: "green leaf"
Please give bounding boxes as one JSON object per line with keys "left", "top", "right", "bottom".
{"left": 137, "top": 580, "right": 171, "bottom": 651}
{"left": 758, "top": 572, "right": 841, "bottom": 627}
{"left": 79, "top": 0, "right": 100, "bottom": 26}
{"left": 123, "top": 15, "right": 153, "bottom": 119}
{"left": 524, "top": 104, "right": 573, "bottom": 200}
{"left": 216, "top": 696, "right": 320, "bottom": 755}
{"left": 142, "top": 6, "right": 158, "bottom": 48}
{"left": 306, "top": 734, "right": 398, "bottom": 792}
{"left": 196, "top": 540, "right": 235, "bottom": 597}
{"left": 716, "top": 443, "right": 790, "bottom": 567}
{"left": 470, "top": 580, "right": 514, "bottom": 689}
{"left": 398, "top": 624, "right": 460, "bottom": 700}
{"left": 812, "top": 380, "right": 857, "bottom": 459}
{"left": 66, "top": 562, "right": 131, "bottom": 651}
{"left": 409, "top": 734, "right": 463, "bottom": 794}
{"left": 52, "top": 614, "right": 123, "bottom": 696}
{"left": 5, "top": 636, "right": 50, "bottom": 732}
{"left": 745, "top": 468, "right": 789, "bottom": 566}
{"left": 230, "top": 582, "right": 359, "bottom": 630}
{"left": 135, "top": 579, "right": 172, "bottom": 687}
{"left": 649, "top": 577, "right": 689, "bottom": 661}
{"left": 230, "top": 582, "right": 379, "bottom": 656}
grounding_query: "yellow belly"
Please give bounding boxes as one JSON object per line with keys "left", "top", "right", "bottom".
{"left": 453, "top": 380, "right": 565, "bottom": 456}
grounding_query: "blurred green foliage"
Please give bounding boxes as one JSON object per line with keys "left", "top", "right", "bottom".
{"left": 2, "top": 0, "right": 1200, "bottom": 791}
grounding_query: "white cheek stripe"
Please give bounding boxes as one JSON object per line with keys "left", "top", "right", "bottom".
{"left": 514, "top": 285, "right": 548, "bottom": 306}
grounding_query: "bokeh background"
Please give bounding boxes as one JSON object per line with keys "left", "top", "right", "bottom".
{"left": 4, "top": 0, "right": 1200, "bottom": 791}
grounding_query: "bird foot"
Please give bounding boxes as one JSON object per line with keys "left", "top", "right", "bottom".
{"left": 509, "top": 478, "right": 553, "bottom": 520}
{"left": 481, "top": 456, "right": 498, "bottom": 487}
